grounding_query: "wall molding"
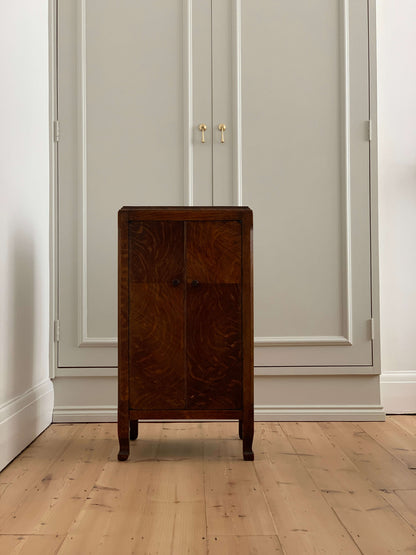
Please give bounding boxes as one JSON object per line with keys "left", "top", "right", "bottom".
{"left": 244, "top": 0, "right": 353, "bottom": 349}
{"left": 55, "top": 365, "right": 380, "bottom": 378}
{"left": 381, "top": 371, "right": 416, "bottom": 414}
{"left": 53, "top": 403, "right": 385, "bottom": 423}
{"left": 0, "top": 380, "right": 54, "bottom": 471}
{"left": 76, "top": 0, "right": 119, "bottom": 349}
{"left": 183, "top": 0, "right": 194, "bottom": 205}
{"left": 49, "top": 0, "right": 59, "bottom": 379}
{"left": 76, "top": 0, "right": 195, "bottom": 350}
{"left": 340, "top": 0, "right": 353, "bottom": 346}
{"left": 69, "top": 0, "right": 356, "bottom": 352}
{"left": 53, "top": 405, "right": 117, "bottom": 423}
{"left": 232, "top": 0, "right": 243, "bottom": 206}
{"left": 255, "top": 335, "right": 352, "bottom": 347}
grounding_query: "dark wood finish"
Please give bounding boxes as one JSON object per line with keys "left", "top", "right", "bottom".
{"left": 186, "top": 221, "right": 242, "bottom": 284}
{"left": 187, "top": 284, "right": 242, "bottom": 409}
{"left": 128, "top": 221, "right": 186, "bottom": 410}
{"left": 242, "top": 210, "right": 254, "bottom": 460}
{"left": 129, "top": 409, "right": 242, "bottom": 420}
{"left": 118, "top": 207, "right": 254, "bottom": 461}
{"left": 129, "top": 221, "right": 184, "bottom": 283}
{"left": 118, "top": 210, "right": 130, "bottom": 461}
{"left": 129, "top": 283, "right": 185, "bottom": 409}
{"left": 129, "top": 420, "right": 138, "bottom": 440}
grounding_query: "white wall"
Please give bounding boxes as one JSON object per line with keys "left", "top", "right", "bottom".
{"left": 0, "top": 2, "right": 53, "bottom": 470}
{"left": 377, "top": 1, "right": 416, "bottom": 412}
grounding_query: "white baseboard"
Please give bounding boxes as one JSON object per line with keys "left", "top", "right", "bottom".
{"left": 254, "top": 404, "right": 385, "bottom": 421}
{"left": 0, "top": 379, "right": 54, "bottom": 471}
{"left": 381, "top": 371, "right": 416, "bottom": 414}
{"left": 53, "top": 405, "right": 117, "bottom": 423}
{"left": 53, "top": 404, "right": 385, "bottom": 423}
{"left": 53, "top": 373, "right": 385, "bottom": 423}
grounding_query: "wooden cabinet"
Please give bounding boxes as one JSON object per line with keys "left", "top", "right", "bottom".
{"left": 118, "top": 207, "right": 254, "bottom": 461}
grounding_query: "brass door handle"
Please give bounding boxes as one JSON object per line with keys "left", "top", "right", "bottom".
{"left": 218, "top": 123, "right": 226, "bottom": 143}
{"left": 198, "top": 123, "right": 207, "bottom": 143}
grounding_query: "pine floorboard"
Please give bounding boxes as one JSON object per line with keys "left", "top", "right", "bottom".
{"left": 0, "top": 418, "right": 415, "bottom": 554}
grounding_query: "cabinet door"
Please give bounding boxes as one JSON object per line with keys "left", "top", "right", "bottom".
{"left": 57, "top": 0, "right": 212, "bottom": 368}
{"left": 128, "top": 221, "right": 185, "bottom": 410}
{"left": 213, "top": 0, "right": 373, "bottom": 368}
{"left": 186, "top": 221, "right": 243, "bottom": 409}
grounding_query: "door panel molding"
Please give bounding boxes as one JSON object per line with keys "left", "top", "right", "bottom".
{"left": 244, "top": 0, "right": 353, "bottom": 349}
{"left": 77, "top": 0, "right": 196, "bottom": 349}
{"left": 255, "top": 335, "right": 352, "bottom": 347}
{"left": 56, "top": 0, "right": 376, "bottom": 370}
{"left": 339, "top": 0, "right": 353, "bottom": 347}
{"left": 183, "top": 0, "right": 194, "bottom": 205}
{"left": 76, "top": 0, "right": 109, "bottom": 348}
{"left": 232, "top": 0, "right": 243, "bottom": 206}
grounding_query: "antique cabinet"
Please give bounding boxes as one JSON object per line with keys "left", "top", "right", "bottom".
{"left": 118, "top": 207, "right": 254, "bottom": 460}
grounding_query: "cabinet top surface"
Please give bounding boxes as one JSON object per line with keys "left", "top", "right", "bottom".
{"left": 119, "top": 206, "right": 253, "bottom": 222}
{"left": 120, "top": 206, "right": 251, "bottom": 212}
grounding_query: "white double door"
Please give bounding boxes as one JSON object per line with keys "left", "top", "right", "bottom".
{"left": 57, "top": 0, "right": 373, "bottom": 371}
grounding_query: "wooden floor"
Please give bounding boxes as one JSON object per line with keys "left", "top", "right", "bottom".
{"left": 0, "top": 418, "right": 416, "bottom": 554}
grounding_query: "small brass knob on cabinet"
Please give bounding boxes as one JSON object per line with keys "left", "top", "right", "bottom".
{"left": 218, "top": 123, "right": 226, "bottom": 143}
{"left": 198, "top": 123, "right": 207, "bottom": 143}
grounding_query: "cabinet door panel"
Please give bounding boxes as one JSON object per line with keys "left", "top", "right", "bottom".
{"left": 214, "top": 0, "right": 373, "bottom": 367}
{"left": 129, "top": 221, "right": 184, "bottom": 283}
{"left": 129, "top": 283, "right": 185, "bottom": 410}
{"left": 57, "top": 0, "right": 212, "bottom": 367}
{"left": 187, "top": 284, "right": 242, "bottom": 409}
{"left": 128, "top": 221, "right": 185, "bottom": 409}
{"left": 186, "top": 221, "right": 241, "bottom": 284}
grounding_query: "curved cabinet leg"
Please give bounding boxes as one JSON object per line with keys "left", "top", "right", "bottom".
{"left": 243, "top": 439, "right": 254, "bottom": 461}
{"left": 118, "top": 437, "right": 130, "bottom": 461}
{"left": 242, "top": 414, "right": 254, "bottom": 461}
{"left": 130, "top": 419, "right": 139, "bottom": 440}
{"left": 238, "top": 419, "right": 243, "bottom": 439}
{"left": 118, "top": 403, "right": 130, "bottom": 461}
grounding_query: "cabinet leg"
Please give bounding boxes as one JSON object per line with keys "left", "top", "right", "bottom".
{"left": 130, "top": 419, "right": 139, "bottom": 440}
{"left": 238, "top": 419, "right": 243, "bottom": 439}
{"left": 118, "top": 438, "right": 130, "bottom": 461}
{"left": 118, "top": 406, "right": 130, "bottom": 461}
{"left": 242, "top": 418, "right": 254, "bottom": 461}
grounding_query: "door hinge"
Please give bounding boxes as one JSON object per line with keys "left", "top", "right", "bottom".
{"left": 367, "top": 120, "right": 372, "bottom": 142}
{"left": 54, "top": 320, "right": 60, "bottom": 342}
{"left": 53, "top": 120, "right": 60, "bottom": 143}
{"left": 369, "top": 318, "right": 375, "bottom": 341}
